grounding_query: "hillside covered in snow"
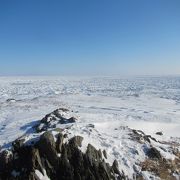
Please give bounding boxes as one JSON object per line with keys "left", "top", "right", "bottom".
{"left": 0, "top": 76, "right": 180, "bottom": 179}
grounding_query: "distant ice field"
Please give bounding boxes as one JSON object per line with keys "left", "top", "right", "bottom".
{"left": 0, "top": 76, "right": 180, "bottom": 145}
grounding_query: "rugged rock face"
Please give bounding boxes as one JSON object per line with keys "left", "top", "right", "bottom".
{"left": 0, "top": 131, "right": 124, "bottom": 180}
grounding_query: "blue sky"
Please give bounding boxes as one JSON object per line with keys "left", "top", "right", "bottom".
{"left": 0, "top": 0, "right": 180, "bottom": 76}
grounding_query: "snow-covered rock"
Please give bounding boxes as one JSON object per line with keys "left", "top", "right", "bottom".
{"left": 0, "top": 108, "right": 179, "bottom": 180}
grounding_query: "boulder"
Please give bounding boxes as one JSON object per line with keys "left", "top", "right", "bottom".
{"left": 147, "top": 147, "right": 162, "bottom": 160}
{"left": 156, "top": 132, "right": 163, "bottom": 136}
{"left": 37, "top": 131, "right": 58, "bottom": 167}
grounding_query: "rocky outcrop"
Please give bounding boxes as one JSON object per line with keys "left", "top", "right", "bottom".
{"left": 1, "top": 108, "right": 179, "bottom": 180}
{"left": 131, "top": 129, "right": 157, "bottom": 143}
{"left": 141, "top": 154, "right": 180, "bottom": 180}
{"left": 0, "top": 150, "right": 13, "bottom": 178}
{"left": 35, "top": 108, "right": 77, "bottom": 132}
{"left": 0, "top": 131, "right": 124, "bottom": 180}
{"left": 156, "top": 131, "right": 163, "bottom": 136}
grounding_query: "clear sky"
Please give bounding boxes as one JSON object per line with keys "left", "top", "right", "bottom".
{"left": 0, "top": 0, "right": 180, "bottom": 76}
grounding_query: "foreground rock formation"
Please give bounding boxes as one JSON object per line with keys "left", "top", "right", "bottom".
{"left": 0, "top": 131, "right": 124, "bottom": 180}
{"left": 0, "top": 108, "right": 124, "bottom": 179}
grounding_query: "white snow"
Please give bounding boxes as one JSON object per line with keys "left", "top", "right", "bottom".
{"left": 35, "top": 169, "right": 50, "bottom": 180}
{"left": 0, "top": 76, "right": 180, "bottom": 179}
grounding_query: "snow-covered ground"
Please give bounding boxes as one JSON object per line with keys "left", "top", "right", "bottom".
{"left": 0, "top": 76, "right": 180, "bottom": 178}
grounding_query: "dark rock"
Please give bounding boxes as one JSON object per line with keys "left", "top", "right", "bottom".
{"left": 98, "top": 161, "right": 112, "bottom": 179}
{"left": 55, "top": 108, "right": 69, "bottom": 113}
{"left": 63, "top": 134, "right": 68, "bottom": 138}
{"left": 131, "top": 130, "right": 157, "bottom": 143}
{"left": 156, "top": 131, "right": 163, "bottom": 136}
{"left": 87, "top": 124, "right": 95, "bottom": 128}
{"left": 103, "top": 150, "right": 107, "bottom": 159}
{"left": 0, "top": 132, "right": 123, "bottom": 180}
{"left": 69, "top": 136, "right": 83, "bottom": 148}
{"left": 28, "top": 172, "right": 37, "bottom": 180}
{"left": 56, "top": 133, "right": 64, "bottom": 153}
{"left": 0, "top": 150, "right": 12, "bottom": 173}
{"left": 6, "top": 98, "right": 16, "bottom": 102}
{"left": 98, "top": 149, "right": 102, "bottom": 159}
{"left": 67, "top": 117, "right": 76, "bottom": 123}
{"left": 35, "top": 108, "right": 76, "bottom": 132}
{"left": 31, "top": 148, "right": 44, "bottom": 173}
{"left": 37, "top": 131, "right": 58, "bottom": 167}
{"left": 12, "top": 138, "right": 25, "bottom": 151}
{"left": 86, "top": 144, "right": 102, "bottom": 165}
{"left": 137, "top": 130, "right": 145, "bottom": 135}
{"left": 112, "top": 159, "right": 120, "bottom": 174}
{"left": 15, "top": 147, "right": 38, "bottom": 173}
{"left": 58, "top": 147, "right": 74, "bottom": 180}
{"left": 143, "top": 135, "right": 151, "bottom": 143}
{"left": 149, "top": 136, "right": 157, "bottom": 142}
{"left": 10, "top": 146, "right": 44, "bottom": 179}
{"left": 147, "top": 147, "right": 162, "bottom": 160}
